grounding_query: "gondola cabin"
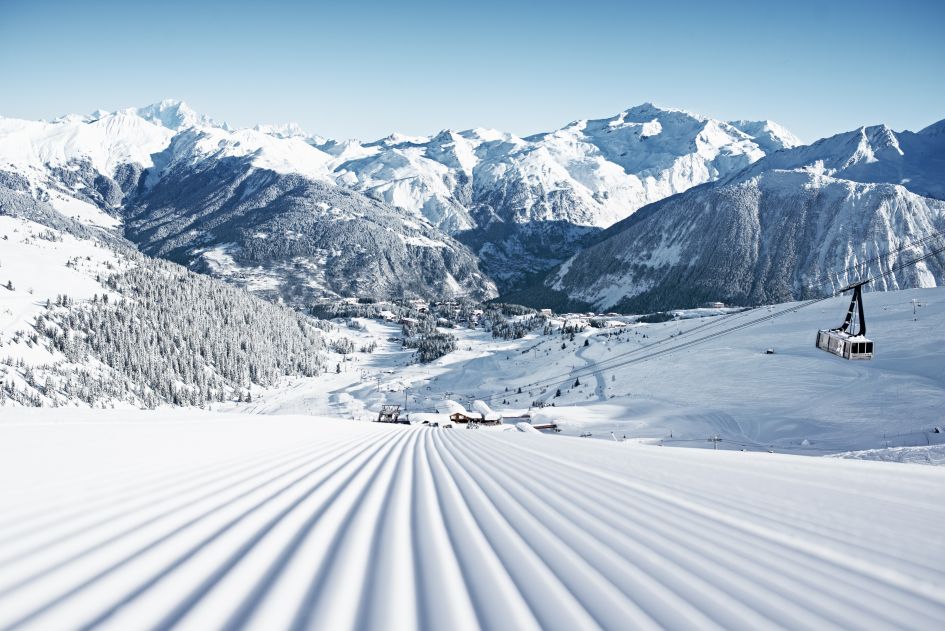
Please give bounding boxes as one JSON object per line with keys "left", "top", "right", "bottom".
{"left": 815, "top": 330, "right": 873, "bottom": 360}
{"left": 815, "top": 280, "right": 873, "bottom": 361}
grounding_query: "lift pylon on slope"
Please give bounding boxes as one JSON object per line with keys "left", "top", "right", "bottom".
{"left": 816, "top": 281, "right": 874, "bottom": 360}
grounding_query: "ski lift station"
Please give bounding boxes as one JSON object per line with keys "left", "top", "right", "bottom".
{"left": 376, "top": 405, "right": 406, "bottom": 424}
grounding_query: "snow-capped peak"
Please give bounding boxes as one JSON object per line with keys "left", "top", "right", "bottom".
{"left": 461, "top": 127, "right": 517, "bottom": 143}
{"left": 0, "top": 107, "right": 177, "bottom": 175}
{"left": 716, "top": 119, "right": 945, "bottom": 203}
{"left": 919, "top": 118, "right": 945, "bottom": 136}
{"left": 253, "top": 122, "right": 327, "bottom": 145}
{"left": 323, "top": 102, "right": 802, "bottom": 246}
{"left": 849, "top": 124, "right": 904, "bottom": 166}
{"left": 747, "top": 123, "right": 904, "bottom": 177}
{"left": 126, "top": 99, "right": 222, "bottom": 131}
{"left": 51, "top": 113, "right": 95, "bottom": 125}
{"left": 728, "top": 119, "right": 803, "bottom": 153}
{"left": 146, "top": 125, "right": 334, "bottom": 184}
{"left": 370, "top": 132, "right": 433, "bottom": 147}
{"left": 622, "top": 102, "right": 698, "bottom": 120}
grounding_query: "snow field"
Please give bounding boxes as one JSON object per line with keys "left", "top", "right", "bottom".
{"left": 244, "top": 287, "right": 945, "bottom": 456}
{"left": 47, "top": 192, "right": 120, "bottom": 228}
{"left": 1, "top": 411, "right": 944, "bottom": 630}
{"left": 0, "top": 216, "right": 121, "bottom": 363}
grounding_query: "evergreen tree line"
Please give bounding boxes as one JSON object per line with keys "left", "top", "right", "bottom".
{"left": 489, "top": 313, "right": 547, "bottom": 340}
{"left": 1, "top": 357, "right": 146, "bottom": 408}
{"left": 403, "top": 332, "right": 457, "bottom": 363}
{"left": 31, "top": 256, "right": 328, "bottom": 406}
{"left": 400, "top": 314, "right": 457, "bottom": 362}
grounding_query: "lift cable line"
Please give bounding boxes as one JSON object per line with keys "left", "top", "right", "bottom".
{"left": 590, "top": 229, "right": 945, "bottom": 376}
{"left": 801, "top": 227, "right": 945, "bottom": 291}
{"left": 476, "top": 306, "right": 764, "bottom": 405}
{"left": 479, "top": 236, "right": 945, "bottom": 402}
{"left": 474, "top": 236, "right": 945, "bottom": 404}
{"left": 481, "top": 269, "right": 941, "bottom": 405}
{"left": 477, "top": 296, "right": 831, "bottom": 405}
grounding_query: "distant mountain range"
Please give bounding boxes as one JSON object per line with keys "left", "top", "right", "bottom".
{"left": 320, "top": 104, "right": 801, "bottom": 284}
{"left": 1, "top": 100, "right": 942, "bottom": 311}
{"left": 540, "top": 121, "right": 945, "bottom": 312}
{"left": 0, "top": 101, "right": 496, "bottom": 304}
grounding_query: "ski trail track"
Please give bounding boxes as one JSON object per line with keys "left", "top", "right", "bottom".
{"left": 574, "top": 341, "right": 607, "bottom": 402}
{"left": 1, "top": 415, "right": 943, "bottom": 630}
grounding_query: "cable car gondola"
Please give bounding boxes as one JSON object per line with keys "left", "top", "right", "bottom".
{"left": 816, "top": 281, "right": 873, "bottom": 360}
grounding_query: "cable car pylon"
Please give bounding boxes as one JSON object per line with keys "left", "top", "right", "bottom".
{"left": 816, "top": 280, "right": 874, "bottom": 360}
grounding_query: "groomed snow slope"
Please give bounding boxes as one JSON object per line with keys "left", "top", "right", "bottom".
{"left": 1, "top": 412, "right": 944, "bottom": 630}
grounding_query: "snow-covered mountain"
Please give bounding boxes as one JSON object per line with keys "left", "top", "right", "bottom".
{"left": 0, "top": 185, "right": 329, "bottom": 408}
{"left": 328, "top": 104, "right": 801, "bottom": 283}
{"left": 330, "top": 104, "right": 803, "bottom": 232}
{"left": 0, "top": 100, "right": 496, "bottom": 303}
{"left": 542, "top": 121, "right": 945, "bottom": 312}
{"left": 8, "top": 99, "right": 942, "bottom": 314}
{"left": 0, "top": 99, "right": 799, "bottom": 296}
{"left": 733, "top": 120, "right": 945, "bottom": 200}
{"left": 124, "top": 157, "right": 497, "bottom": 304}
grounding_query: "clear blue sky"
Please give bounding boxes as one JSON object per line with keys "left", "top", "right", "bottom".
{"left": 1, "top": 0, "right": 943, "bottom": 143}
